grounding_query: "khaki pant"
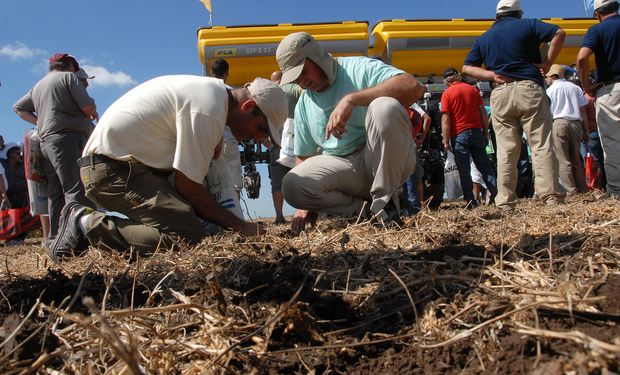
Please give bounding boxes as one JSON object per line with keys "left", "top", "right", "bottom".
{"left": 596, "top": 82, "right": 620, "bottom": 197}
{"left": 553, "top": 118, "right": 586, "bottom": 193}
{"left": 80, "top": 160, "right": 204, "bottom": 254}
{"left": 282, "top": 97, "right": 416, "bottom": 216}
{"left": 491, "top": 80, "right": 560, "bottom": 208}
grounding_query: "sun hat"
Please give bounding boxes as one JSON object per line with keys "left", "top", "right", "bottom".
{"left": 545, "top": 64, "right": 565, "bottom": 78}
{"left": 246, "top": 78, "right": 288, "bottom": 147}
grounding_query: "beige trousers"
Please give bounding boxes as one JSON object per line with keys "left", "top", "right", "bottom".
{"left": 596, "top": 82, "right": 620, "bottom": 197}
{"left": 553, "top": 118, "right": 587, "bottom": 193}
{"left": 491, "top": 80, "right": 560, "bottom": 208}
{"left": 282, "top": 97, "right": 416, "bottom": 216}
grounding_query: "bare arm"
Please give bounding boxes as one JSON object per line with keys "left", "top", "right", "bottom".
{"left": 291, "top": 154, "right": 317, "bottom": 234}
{"left": 14, "top": 110, "right": 38, "bottom": 126}
{"left": 576, "top": 47, "right": 601, "bottom": 97}
{"left": 175, "top": 170, "right": 264, "bottom": 236}
{"left": 536, "top": 28, "right": 566, "bottom": 74}
{"left": 441, "top": 113, "right": 452, "bottom": 151}
{"left": 325, "top": 74, "right": 426, "bottom": 140}
{"left": 478, "top": 104, "right": 490, "bottom": 140}
{"left": 81, "top": 103, "right": 98, "bottom": 122}
{"left": 418, "top": 113, "right": 432, "bottom": 146}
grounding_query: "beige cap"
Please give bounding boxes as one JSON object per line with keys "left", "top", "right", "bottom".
{"left": 496, "top": 0, "right": 522, "bottom": 13}
{"left": 75, "top": 68, "right": 94, "bottom": 80}
{"left": 246, "top": 78, "right": 288, "bottom": 147}
{"left": 545, "top": 64, "right": 565, "bottom": 78}
{"left": 594, "top": 0, "right": 617, "bottom": 11}
{"left": 276, "top": 32, "right": 326, "bottom": 85}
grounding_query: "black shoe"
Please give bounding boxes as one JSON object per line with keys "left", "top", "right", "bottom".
{"left": 48, "top": 202, "right": 89, "bottom": 263}
{"left": 372, "top": 200, "right": 404, "bottom": 229}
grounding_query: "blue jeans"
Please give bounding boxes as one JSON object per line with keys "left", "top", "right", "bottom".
{"left": 403, "top": 175, "right": 420, "bottom": 215}
{"left": 451, "top": 129, "right": 498, "bottom": 204}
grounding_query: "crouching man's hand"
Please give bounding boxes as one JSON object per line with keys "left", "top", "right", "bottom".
{"left": 239, "top": 221, "right": 266, "bottom": 236}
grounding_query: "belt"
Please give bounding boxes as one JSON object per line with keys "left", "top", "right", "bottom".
{"left": 77, "top": 154, "right": 122, "bottom": 168}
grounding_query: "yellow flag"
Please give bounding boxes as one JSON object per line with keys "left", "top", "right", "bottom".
{"left": 199, "top": 0, "right": 212, "bottom": 12}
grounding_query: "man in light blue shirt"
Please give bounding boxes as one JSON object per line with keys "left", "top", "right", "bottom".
{"left": 276, "top": 32, "right": 426, "bottom": 233}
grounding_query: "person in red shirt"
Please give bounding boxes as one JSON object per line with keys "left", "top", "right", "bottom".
{"left": 441, "top": 67, "right": 498, "bottom": 207}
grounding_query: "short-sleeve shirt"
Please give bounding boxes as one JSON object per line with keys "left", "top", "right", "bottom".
{"left": 294, "top": 57, "right": 405, "bottom": 157}
{"left": 464, "top": 17, "right": 559, "bottom": 87}
{"left": 83, "top": 76, "right": 227, "bottom": 184}
{"left": 13, "top": 71, "right": 95, "bottom": 139}
{"left": 581, "top": 15, "right": 620, "bottom": 83}
{"left": 440, "top": 82, "right": 484, "bottom": 136}
{"left": 546, "top": 79, "right": 588, "bottom": 121}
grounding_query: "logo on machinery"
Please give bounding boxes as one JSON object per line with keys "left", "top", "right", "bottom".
{"left": 214, "top": 48, "right": 237, "bottom": 57}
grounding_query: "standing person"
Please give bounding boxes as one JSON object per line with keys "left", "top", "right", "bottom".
{"left": 0, "top": 137, "right": 13, "bottom": 210}
{"left": 211, "top": 59, "right": 244, "bottom": 197}
{"left": 545, "top": 64, "right": 589, "bottom": 194}
{"left": 276, "top": 32, "right": 426, "bottom": 233}
{"left": 576, "top": 0, "right": 620, "bottom": 198}
{"left": 269, "top": 70, "right": 302, "bottom": 224}
{"left": 47, "top": 76, "right": 287, "bottom": 263}
{"left": 402, "top": 102, "right": 431, "bottom": 215}
{"left": 13, "top": 53, "right": 98, "bottom": 243}
{"left": 462, "top": 0, "right": 565, "bottom": 209}
{"left": 440, "top": 67, "right": 498, "bottom": 208}
{"left": 2, "top": 146, "right": 28, "bottom": 209}
{"left": 582, "top": 91, "right": 606, "bottom": 189}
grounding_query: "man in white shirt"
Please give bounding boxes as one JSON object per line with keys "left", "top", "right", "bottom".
{"left": 48, "top": 76, "right": 287, "bottom": 263}
{"left": 545, "top": 64, "right": 589, "bottom": 193}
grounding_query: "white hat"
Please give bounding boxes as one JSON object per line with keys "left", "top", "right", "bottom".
{"left": 496, "top": 0, "right": 522, "bottom": 13}
{"left": 246, "top": 78, "right": 288, "bottom": 147}
{"left": 594, "top": 0, "right": 617, "bottom": 12}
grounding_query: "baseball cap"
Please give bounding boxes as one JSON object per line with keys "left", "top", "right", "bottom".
{"left": 545, "top": 64, "right": 565, "bottom": 78}
{"left": 246, "top": 78, "right": 288, "bottom": 147}
{"left": 75, "top": 68, "right": 95, "bottom": 80}
{"left": 594, "top": 0, "right": 617, "bottom": 12}
{"left": 48, "top": 53, "right": 80, "bottom": 70}
{"left": 443, "top": 67, "right": 459, "bottom": 79}
{"left": 496, "top": 0, "right": 522, "bottom": 13}
{"left": 276, "top": 32, "right": 326, "bottom": 85}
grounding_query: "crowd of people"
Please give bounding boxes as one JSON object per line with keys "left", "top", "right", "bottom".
{"left": 2, "top": 0, "right": 618, "bottom": 264}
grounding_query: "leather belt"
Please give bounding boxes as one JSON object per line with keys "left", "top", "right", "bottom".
{"left": 77, "top": 154, "right": 121, "bottom": 168}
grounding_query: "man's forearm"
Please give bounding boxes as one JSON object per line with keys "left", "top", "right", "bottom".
{"left": 545, "top": 29, "right": 566, "bottom": 68}
{"left": 462, "top": 65, "right": 495, "bottom": 82}
{"left": 441, "top": 114, "right": 451, "bottom": 143}
{"left": 175, "top": 171, "right": 247, "bottom": 232}
{"left": 347, "top": 74, "right": 425, "bottom": 108}
{"left": 15, "top": 111, "right": 37, "bottom": 126}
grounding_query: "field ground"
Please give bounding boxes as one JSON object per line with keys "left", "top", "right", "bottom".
{"left": 0, "top": 192, "right": 619, "bottom": 374}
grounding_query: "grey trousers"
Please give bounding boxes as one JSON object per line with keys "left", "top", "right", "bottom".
{"left": 596, "top": 82, "right": 620, "bottom": 197}
{"left": 282, "top": 97, "right": 416, "bottom": 217}
{"left": 552, "top": 118, "right": 586, "bottom": 193}
{"left": 40, "top": 132, "right": 91, "bottom": 238}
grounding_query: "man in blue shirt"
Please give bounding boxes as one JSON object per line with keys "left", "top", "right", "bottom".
{"left": 275, "top": 32, "right": 426, "bottom": 233}
{"left": 462, "top": 0, "right": 565, "bottom": 209}
{"left": 577, "top": 0, "right": 620, "bottom": 198}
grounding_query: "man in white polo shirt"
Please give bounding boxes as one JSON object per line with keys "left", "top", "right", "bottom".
{"left": 48, "top": 76, "right": 287, "bottom": 262}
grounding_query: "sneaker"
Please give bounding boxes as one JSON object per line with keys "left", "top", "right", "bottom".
{"left": 48, "top": 202, "right": 89, "bottom": 263}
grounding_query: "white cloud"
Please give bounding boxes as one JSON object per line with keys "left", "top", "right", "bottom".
{"left": 0, "top": 42, "right": 45, "bottom": 60}
{"left": 82, "top": 64, "right": 137, "bottom": 88}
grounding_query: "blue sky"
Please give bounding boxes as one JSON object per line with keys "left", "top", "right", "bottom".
{"left": 0, "top": 0, "right": 592, "bottom": 219}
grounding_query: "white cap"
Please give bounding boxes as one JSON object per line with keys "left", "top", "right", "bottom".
{"left": 594, "top": 0, "right": 617, "bottom": 12}
{"left": 496, "top": 0, "right": 522, "bottom": 13}
{"left": 246, "top": 78, "right": 288, "bottom": 147}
